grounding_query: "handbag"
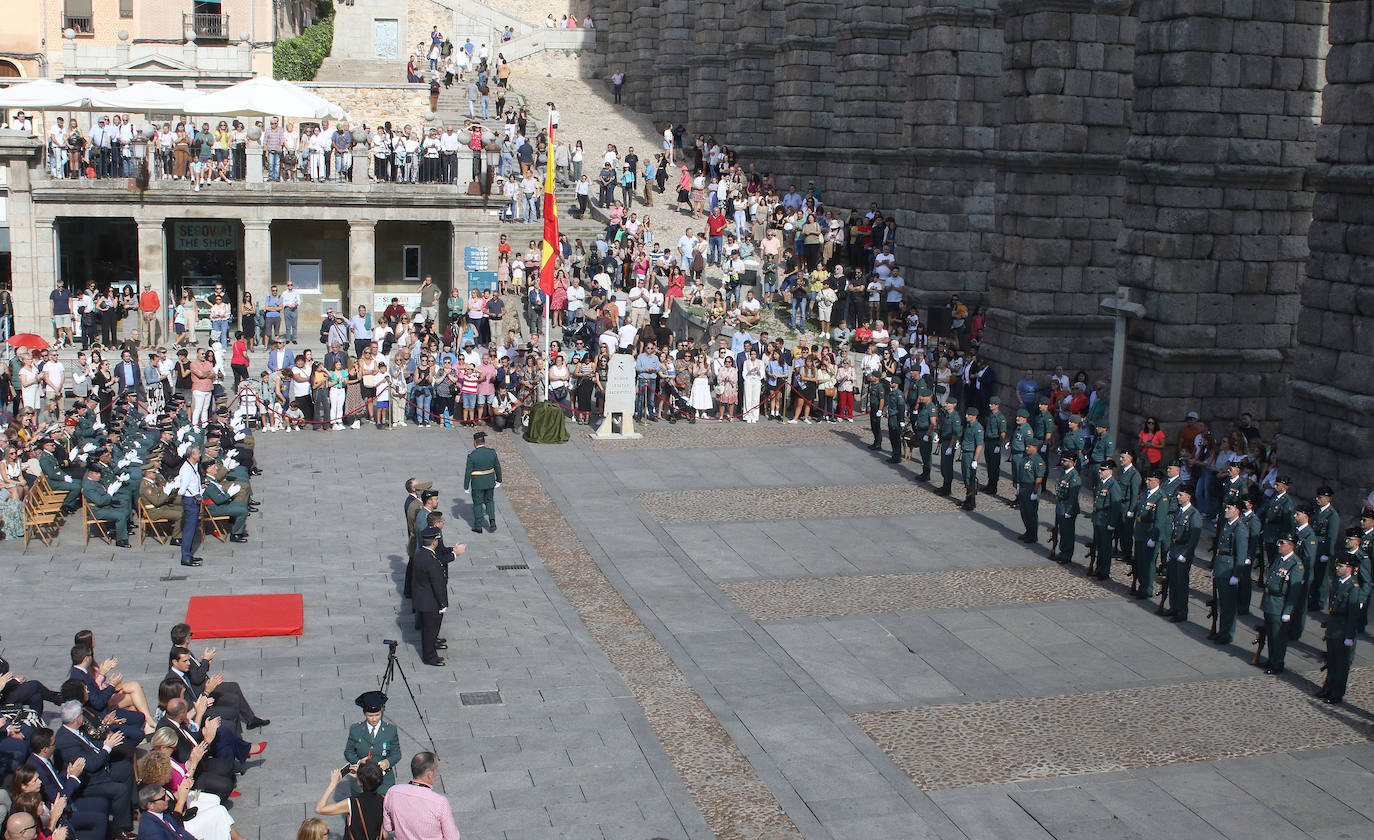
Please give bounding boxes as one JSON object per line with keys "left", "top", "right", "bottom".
{"left": 361, "top": 374, "right": 379, "bottom": 388}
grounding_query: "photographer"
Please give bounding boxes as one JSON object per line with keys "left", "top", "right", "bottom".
{"left": 315, "top": 762, "right": 385, "bottom": 840}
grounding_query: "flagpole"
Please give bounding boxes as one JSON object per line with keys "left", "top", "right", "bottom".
{"left": 543, "top": 296, "right": 550, "bottom": 398}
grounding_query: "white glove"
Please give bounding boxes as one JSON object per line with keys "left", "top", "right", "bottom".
{"left": 922, "top": 435, "right": 929, "bottom": 442}
{"left": 1030, "top": 493, "right": 1038, "bottom": 501}
{"left": 107, "top": 481, "right": 122, "bottom": 494}
{"left": 228, "top": 484, "right": 241, "bottom": 496}
{"left": 1147, "top": 539, "right": 1155, "bottom": 547}
{"left": 1243, "top": 558, "right": 1251, "bottom": 566}
{"left": 1176, "top": 554, "right": 1186, "bottom": 563}
{"left": 993, "top": 446, "right": 1000, "bottom": 454}
{"left": 178, "top": 441, "right": 191, "bottom": 456}
{"left": 1063, "top": 512, "right": 1072, "bottom": 519}
{"left": 1228, "top": 575, "right": 1239, "bottom": 585}
{"left": 494, "top": 482, "right": 501, "bottom": 489}
{"left": 462, "top": 487, "right": 470, "bottom": 494}
{"left": 1107, "top": 525, "right": 1115, "bottom": 531}
{"left": 1281, "top": 614, "right": 1290, "bottom": 622}
{"left": 971, "top": 461, "right": 978, "bottom": 470}
{"left": 163, "top": 482, "right": 176, "bottom": 495}
{"left": 83, "top": 444, "right": 96, "bottom": 453}
{"left": 1320, "top": 555, "right": 1328, "bottom": 562}
{"left": 944, "top": 448, "right": 952, "bottom": 456}
{"left": 1126, "top": 511, "right": 1134, "bottom": 518}
{"left": 234, "top": 432, "right": 245, "bottom": 441}
{"left": 62, "top": 474, "right": 73, "bottom": 482}
{"left": 92, "top": 421, "right": 104, "bottom": 431}
{"left": 1345, "top": 638, "right": 1354, "bottom": 647}
{"left": 223, "top": 455, "right": 238, "bottom": 470}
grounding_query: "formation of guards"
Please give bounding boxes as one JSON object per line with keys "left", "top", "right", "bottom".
{"left": 864, "top": 372, "right": 1372, "bottom": 706}
{"left": 35, "top": 391, "right": 260, "bottom": 553}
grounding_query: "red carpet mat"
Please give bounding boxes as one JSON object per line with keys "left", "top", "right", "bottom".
{"left": 185, "top": 594, "right": 304, "bottom": 638}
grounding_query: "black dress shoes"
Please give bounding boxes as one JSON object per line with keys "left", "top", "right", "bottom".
{"left": 115, "top": 540, "right": 131, "bottom": 548}
{"left": 182, "top": 558, "right": 204, "bottom": 567}
{"left": 230, "top": 534, "right": 248, "bottom": 543}
{"left": 246, "top": 718, "right": 270, "bottom": 730}
{"left": 423, "top": 657, "right": 446, "bottom": 667}
{"left": 488, "top": 520, "right": 497, "bottom": 532}
{"left": 170, "top": 538, "right": 182, "bottom": 546}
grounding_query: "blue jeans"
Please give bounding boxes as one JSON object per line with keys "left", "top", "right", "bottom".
{"left": 791, "top": 298, "right": 806, "bottom": 330}
{"left": 180, "top": 497, "right": 200, "bottom": 564}
{"left": 725, "top": 285, "right": 740, "bottom": 310}
{"left": 634, "top": 380, "right": 657, "bottom": 419}
{"left": 283, "top": 309, "right": 298, "bottom": 342}
{"left": 525, "top": 195, "right": 539, "bottom": 221}
{"left": 708, "top": 235, "right": 723, "bottom": 265}
{"left": 268, "top": 151, "right": 281, "bottom": 181}
{"left": 212, "top": 320, "right": 229, "bottom": 346}
{"left": 413, "top": 385, "right": 433, "bottom": 422}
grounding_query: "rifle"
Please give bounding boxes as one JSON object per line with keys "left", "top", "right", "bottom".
{"left": 1049, "top": 513, "right": 1060, "bottom": 560}
{"left": 1155, "top": 565, "right": 1170, "bottom": 615}
{"left": 1208, "top": 579, "right": 1218, "bottom": 635}
{"left": 1250, "top": 622, "right": 1266, "bottom": 666}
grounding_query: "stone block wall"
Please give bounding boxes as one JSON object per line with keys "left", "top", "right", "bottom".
{"left": 980, "top": 0, "right": 1137, "bottom": 376}
{"left": 899, "top": 0, "right": 1003, "bottom": 304}
{"left": 651, "top": 0, "right": 693, "bottom": 109}
{"left": 725, "top": 1, "right": 782, "bottom": 149}
{"left": 1116, "top": 0, "right": 1323, "bottom": 436}
{"left": 1281, "top": 0, "right": 1374, "bottom": 510}
{"left": 686, "top": 0, "right": 729, "bottom": 138}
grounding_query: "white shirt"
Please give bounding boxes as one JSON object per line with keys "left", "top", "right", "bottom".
{"left": 617, "top": 323, "right": 638, "bottom": 347}
{"left": 281, "top": 289, "right": 301, "bottom": 310}
{"left": 549, "top": 108, "right": 560, "bottom": 127}
{"left": 289, "top": 364, "right": 311, "bottom": 398}
{"left": 740, "top": 297, "right": 761, "bottom": 315}
{"left": 566, "top": 285, "right": 586, "bottom": 314}
{"left": 874, "top": 252, "right": 895, "bottom": 279}
{"left": 177, "top": 460, "right": 203, "bottom": 498}
{"left": 884, "top": 274, "right": 905, "bottom": 303}
{"left": 43, "top": 361, "right": 65, "bottom": 393}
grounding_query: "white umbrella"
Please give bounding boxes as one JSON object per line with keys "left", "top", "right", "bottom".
{"left": 0, "top": 79, "right": 95, "bottom": 109}
{"left": 89, "top": 81, "right": 189, "bottom": 112}
{"left": 183, "top": 77, "right": 346, "bottom": 120}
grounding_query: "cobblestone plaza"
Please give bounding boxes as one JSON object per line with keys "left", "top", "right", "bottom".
{"left": 9, "top": 422, "right": 1373, "bottom": 839}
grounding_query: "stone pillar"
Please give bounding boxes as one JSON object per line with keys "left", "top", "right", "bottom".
{"left": 607, "top": 0, "right": 633, "bottom": 102}
{"left": 625, "top": 1, "right": 658, "bottom": 110}
{"left": 450, "top": 222, "right": 466, "bottom": 298}
{"left": 899, "top": 0, "right": 1003, "bottom": 305}
{"left": 137, "top": 220, "right": 167, "bottom": 345}
{"left": 981, "top": 0, "right": 1136, "bottom": 379}
{"left": 652, "top": 0, "right": 694, "bottom": 109}
{"left": 724, "top": 2, "right": 780, "bottom": 149}
{"left": 4, "top": 157, "right": 44, "bottom": 335}
{"left": 687, "top": 0, "right": 728, "bottom": 138}
{"left": 348, "top": 220, "right": 376, "bottom": 312}
{"left": 1116, "top": 0, "right": 1322, "bottom": 435}
{"left": 242, "top": 221, "right": 272, "bottom": 318}
{"left": 1282, "top": 0, "right": 1372, "bottom": 510}
{"left": 769, "top": 1, "right": 837, "bottom": 160}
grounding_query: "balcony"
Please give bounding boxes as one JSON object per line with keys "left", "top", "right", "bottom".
{"left": 184, "top": 13, "right": 230, "bottom": 40}
{"left": 64, "top": 16, "right": 94, "bottom": 35}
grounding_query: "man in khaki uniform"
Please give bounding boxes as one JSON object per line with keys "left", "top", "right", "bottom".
{"left": 139, "top": 464, "right": 183, "bottom": 544}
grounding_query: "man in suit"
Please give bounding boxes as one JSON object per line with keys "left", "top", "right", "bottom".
{"left": 26, "top": 727, "right": 109, "bottom": 840}
{"left": 0, "top": 649, "right": 63, "bottom": 715}
{"left": 344, "top": 691, "right": 401, "bottom": 795}
{"left": 265, "top": 340, "right": 293, "bottom": 374}
{"left": 112, "top": 350, "right": 142, "bottom": 397}
{"left": 411, "top": 528, "right": 448, "bottom": 666}
{"left": 403, "top": 478, "right": 432, "bottom": 549}
{"left": 59, "top": 680, "right": 143, "bottom": 757}
{"left": 167, "top": 625, "right": 267, "bottom": 732}
{"left": 54, "top": 702, "right": 138, "bottom": 840}
{"left": 67, "top": 646, "right": 145, "bottom": 733}
{"left": 135, "top": 784, "right": 197, "bottom": 840}
{"left": 6, "top": 812, "right": 66, "bottom": 840}
{"left": 159, "top": 695, "right": 257, "bottom": 776}
{"left": 463, "top": 431, "right": 502, "bottom": 533}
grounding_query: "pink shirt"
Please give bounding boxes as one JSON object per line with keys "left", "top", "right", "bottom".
{"left": 382, "top": 781, "right": 460, "bottom": 840}
{"left": 476, "top": 363, "right": 496, "bottom": 396}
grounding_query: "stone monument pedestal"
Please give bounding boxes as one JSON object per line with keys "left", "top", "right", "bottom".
{"left": 588, "top": 355, "right": 643, "bottom": 440}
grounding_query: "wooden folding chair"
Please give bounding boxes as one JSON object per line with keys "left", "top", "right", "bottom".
{"left": 199, "top": 499, "right": 231, "bottom": 543}
{"left": 138, "top": 501, "right": 177, "bottom": 546}
{"left": 27, "top": 476, "right": 65, "bottom": 519}
{"left": 82, "top": 498, "right": 115, "bottom": 547}
{"left": 22, "top": 492, "right": 61, "bottom": 548}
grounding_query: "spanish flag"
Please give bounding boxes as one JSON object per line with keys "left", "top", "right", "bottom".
{"left": 539, "top": 122, "right": 559, "bottom": 298}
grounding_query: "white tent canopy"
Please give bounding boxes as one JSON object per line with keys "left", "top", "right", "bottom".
{"left": 88, "top": 82, "right": 190, "bottom": 112}
{"left": 183, "top": 77, "right": 346, "bottom": 120}
{"left": 0, "top": 80, "right": 97, "bottom": 109}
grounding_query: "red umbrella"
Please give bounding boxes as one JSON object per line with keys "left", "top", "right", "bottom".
{"left": 6, "top": 333, "right": 50, "bottom": 351}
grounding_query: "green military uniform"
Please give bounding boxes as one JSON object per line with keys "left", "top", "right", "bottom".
{"left": 884, "top": 384, "right": 907, "bottom": 465}
{"left": 138, "top": 471, "right": 183, "bottom": 531}
{"left": 935, "top": 402, "right": 962, "bottom": 495}
{"left": 1259, "top": 539, "right": 1304, "bottom": 673}
{"left": 982, "top": 398, "right": 1007, "bottom": 494}
{"left": 1090, "top": 467, "right": 1123, "bottom": 578}
{"left": 913, "top": 395, "right": 937, "bottom": 481}
{"left": 1238, "top": 506, "right": 1261, "bottom": 616}
{"left": 1319, "top": 556, "right": 1366, "bottom": 704}
{"left": 1009, "top": 413, "right": 1031, "bottom": 496}
{"left": 1030, "top": 402, "right": 1055, "bottom": 454}
{"left": 959, "top": 411, "right": 984, "bottom": 508}
{"left": 1308, "top": 497, "right": 1341, "bottom": 610}
{"left": 1017, "top": 444, "right": 1046, "bottom": 542}
{"left": 1217, "top": 471, "right": 1249, "bottom": 538}
{"left": 1115, "top": 461, "right": 1143, "bottom": 561}
{"left": 1260, "top": 488, "right": 1295, "bottom": 573}
{"left": 1211, "top": 509, "right": 1249, "bottom": 644}
{"left": 1165, "top": 495, "right": 1203, "bottom": 620}
{"left": 96, "top": 459, "right": 139, "bottom": 508}
{"left": 204, "top": 477, "right": 249, "bottom": 537}
{"left": 1087, "top": 426, "right": 1115, "bottom": 489}
{"left": 1161, "top": 466, "right": 1182, "bottom": 503}
{"left": 1060, "top": 420, "right": 1085, "bottom": 473}
{"left": 1288, "top": 517, "right": 1318, "bottom": 637}
{"left": 1053, "top": 458, "right": 1081, "bottom": 563}
{"left": 464, "top": 434, "right": 502, "bottom": 532}
{"left": 865, "top": 376, "right": 887, "bottom": 450}
{"left": 344, "top": 720, "right": 401, "bottom": 794}
{"left": 38, "top": 448, "right": 81, "bottom": 509}
{"left": 81, "top": 472, "right": 131, "bottom": 543}
{"left": 1130, "top": 481, "right": 1170, "bottom": 598}
{"left": 1356, "top": 516, "right": 1373, "bottom": 633}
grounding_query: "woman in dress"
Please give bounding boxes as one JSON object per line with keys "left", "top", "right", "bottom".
{"left": 741, "top": 348, "right": 764, "bottom": 423}
{"left": 688, "top": 355, "right": 713, "bottom": 420}
{"left": 716, "top": 355, "right": 739, "bottom": 421}
{"left": 836, "top": 356, "right": 856, "bottom": 421}
{"left": 551, "top": 273, "right": 569, "bottom": 329}
{"left": 172, "top": 126, "right": 192, "bottom": 180}
{"left": 0, "top": 445, "right": 24, "bottom": 539}
{"left": 238, "top": 291, "right": 258, "bottom": 351}
{"left": 571, "top": 350, "right": 596, "bottom": 425}
{"left": 789, "top": 354, "right": 818, "bottom": 424}
{"left": 547, "top": 354, "right": 571, "bottom": 410}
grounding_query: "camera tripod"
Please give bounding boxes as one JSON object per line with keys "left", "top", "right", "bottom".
{"left": 379, "top": 640, "right": 440, "bottom": 758}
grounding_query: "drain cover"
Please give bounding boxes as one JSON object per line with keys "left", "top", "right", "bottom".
{"left": 459, "top": 690, "right": 503, "bottom": 706}
{"left": 496, "top": 564, "right": 530, "bottom": 571}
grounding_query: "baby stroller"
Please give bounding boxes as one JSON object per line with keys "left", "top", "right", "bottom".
{"left": 562, "top": 317, "right": 593, "bottom": 347}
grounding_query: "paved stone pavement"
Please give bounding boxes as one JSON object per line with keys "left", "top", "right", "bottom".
{"left": 10, "top": 418, "right": 1374, "bottom": 840}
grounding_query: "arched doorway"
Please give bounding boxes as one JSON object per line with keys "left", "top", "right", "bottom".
{"left": 0, "top": 60, "right": 21, "bottom": 78}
